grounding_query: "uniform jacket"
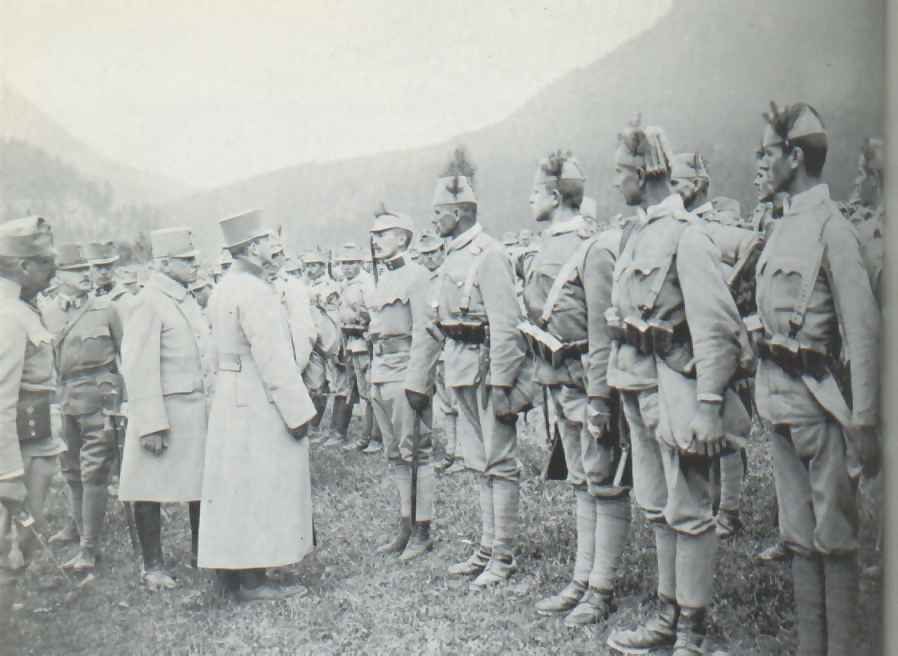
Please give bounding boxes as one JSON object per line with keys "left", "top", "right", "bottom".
{"left": 197, "top": 258, "right": 316, "bottom": 569}
{"left": 0, "top": 279, "right": 54, "bottom": 481}
{"left": 338, "top": 270, "right": 375, "bottom": 354}
{"left": 522, "top": 216, "right": 619, "bottom": 398}
{"left": 755, "top": 184, "right": 879, "bottom": 428}
{"left": 367, "top": 255, "right": 429, "bottom": 384}
{"left": 406, "top": 223, "right": 526, "bottom": 392}
{"left": 609, "top": 193, "right": 749, "bottom": 449}
{"left": 119, "top": 272, "right": 213, "bottom": 502}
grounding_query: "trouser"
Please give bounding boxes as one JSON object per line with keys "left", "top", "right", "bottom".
{"left": 434, "top": 361, "right": 460, "bottom": 459}
{"left": 326, "top": 354, "right": 352, "bottom": 398}
{"left": 452, "top": 385, "right": 519, "bottom": 480}
{"left": 622, "top": 388, "right": 717, "bottom": 609}
{"left": 134, "top": 501, "right": 201, "bottom": 570}
{"left": 350, "top": 351, "right": 371, "bottom": 401}
{"left": 370, "top": 381, "right": 432, "bottom": 464}
{"left": 61, "top": 410, "right": 116, "bottom": 552}
{"left": 17, "top": 455, "right": 58, "bottom": 563}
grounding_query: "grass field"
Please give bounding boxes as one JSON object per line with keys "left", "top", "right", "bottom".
{"left": 8, "top": 407, "right": 882, "bottom": 655}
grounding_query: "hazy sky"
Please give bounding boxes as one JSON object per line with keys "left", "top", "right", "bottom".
{"left": 3, "top": 0, "right": 672, "bottom": 189}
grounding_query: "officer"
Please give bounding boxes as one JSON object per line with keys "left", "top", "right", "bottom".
{"left": 42, "top": 243, "right": 124, "bottom": 573}
{"left": 304, "top": 251, "right": 342, "bottom": 441}
{"left": 366, "top": 205, "right": 435, "bottom": 562}
{"left": 416, "top": 231, "right": 463, "bottom": 475}
{"left": 754, "top": 102, "right": 880, "bottom": 655}
{"left": 405, "top": 149, "right": 532, "bottom": 589}
{"left": 604, "top": 121, "right": 749, "bottom": 655}
{"left": 198, "top": 210, "right": 315, "bottom": 601}
{"left": 0, "top": 216, "right": 59, "bottom": 633}
{"left": 521, "top": 151, "right": 631, "bottom": 626}
{"left": 335, "top": 243, "right": 382, "bottom": 453}
{"left": 83, "top": 241, "right": 120, "bottom": 297}
{"left": 119, "top": 228, "right": 212, "bottom": 590}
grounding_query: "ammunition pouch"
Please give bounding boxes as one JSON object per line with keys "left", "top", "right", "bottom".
{"left": 613, "top": 314, "right": 690, "bottom": 357}
{"left": 370, "top": 334, "right": 412, "bottom": 356}
{"left": 518, "top": 321, "right": 587, "bottom": 368}
{"left": 17, "top": 387, "right": 53, "bottom": 443}
{"left": 756, "top": 334, "right": 830, "bottom": 381}
{"left": 437, "top": 319, "right": 488, "bottom": 345}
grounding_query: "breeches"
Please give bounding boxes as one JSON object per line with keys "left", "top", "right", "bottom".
{"left": 453, "top": 386, "right": 519, "bottom": 481}
{"left": 350, "top": 351, "right": 371, "bottom": 400}
{"left": 60, "top": 411, "right": 115, "bottom": 485}
{"left": 370, "top": 381, "right": 432, "bottom": 464}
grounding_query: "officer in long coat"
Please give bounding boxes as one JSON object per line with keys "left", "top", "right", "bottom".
{"left": 120, "top": 227, "right": 212, "bottom": 590}
{"left": 406, "top": 150, "right": 534, "bottom": 590}
{"left": 754, "top": 102, "right": 880, "bottom": 656}
{"left": 604, "top": 122, "right": 749, "bottom": 655}
{"left": 41, "top": 243, "right": 124, "bottom": 573}
{"left": 0, "top": 217, "right": 59, "bottom": 634}
{"left": 198, "top": 210, "right": 316, "bottom": 601}
{"left": 523, "top": 151, "right": 631, "bottom": 627}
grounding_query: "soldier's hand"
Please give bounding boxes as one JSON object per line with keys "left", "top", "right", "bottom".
{"left": 587, "top": 397, "right": 612, "bottom": 440}
{"left": 854, "top": 426, "right": 881, "bottom": 478}
{"left": 405, "top": 389, "right": 430, "bottom": 412}
{"left": 289, "top": 422, "right": 310, "bottom": 442}
{"left": 140, "top": 431, "right": 168, "bottom": 456}
{"left": 685, "top": 401, "right": 724, "bottom": 457}
{"left": 491, "top": 386, "right": 518, "bottom": 425}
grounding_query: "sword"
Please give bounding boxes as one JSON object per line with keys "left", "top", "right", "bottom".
{"left": 14, "top": 511, "right": 78, "bottom": 587}
{"left": 410, "top": 409, "right": 421, "bottom": 525}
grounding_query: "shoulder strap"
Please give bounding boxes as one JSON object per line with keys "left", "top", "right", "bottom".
{"left": 788, "top": 212, "right": 834, "bottom": 338}
{"left": 539, "top": 236, "right": 595, "bottom": 326}
{"left": 459, "top": 246, "right": 494, "bottom": 314}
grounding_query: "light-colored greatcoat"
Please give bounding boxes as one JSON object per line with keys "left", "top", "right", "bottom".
{"left": 119, "top": 272, "right": 212, "bottom": 502}
{"left": 198, "top": 259, "right": 317, "bottom": 570}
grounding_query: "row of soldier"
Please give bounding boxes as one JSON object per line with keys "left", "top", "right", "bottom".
{"left": 0, "top": 101, "right": 884, "bottom": 656}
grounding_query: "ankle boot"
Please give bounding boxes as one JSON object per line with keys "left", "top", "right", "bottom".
{"left": 606, "top": 594, "right": 678, "bottom": 654}
{"left": 399, "top": 522, "right": 433, "bottom": 561}
{"left": 535, "top": 580, "right": 587, "bottom": 616}
{"left": 564, "top": 587, "right": 615, "bottom": 627}
{"left": 672, "top": 606, "right": 707, "bottom": 656}
{"left": 376, "top": 516, "right": 412, "bottom": 554}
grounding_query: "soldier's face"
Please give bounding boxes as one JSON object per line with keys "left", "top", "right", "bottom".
{"left": 529, "top": 182, "right": 557, "bottom": 223}
{"left": 20, "top": 255, "right": 56, "bottom": 299}
{"left": 419, "top": 248, "right": 444, "bottom": 272}
{"left": 306, "top": 262, "right": 325, "bottom": 279}
{"left": 163, "top": 256, "right": 199, "bottom": 286}
{"left": 339, "top": 261, "right": 361, "bottom": 280}
{"left": 370, "top": 228, "right": 407, "bottom": 260}
{"left": 432, "top": 206, "right": 460, "bottom": 238}
{"left": 613, "top": 149, "right": 643, "bottom": 206}
{"left": 57, "top": 268, "right": 92, "bottom": 295}
{"left": 91, "top": 263, "right": 115, "bottom": 287}
{"left": 760, "top": 127, "right": 799, "bottom": 194}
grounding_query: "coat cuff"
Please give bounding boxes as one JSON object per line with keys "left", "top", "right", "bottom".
{"left": 272, "top": 383, "right": 317, "bottom": 429}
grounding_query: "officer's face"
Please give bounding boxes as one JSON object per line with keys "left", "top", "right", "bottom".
{"left": 432, "top": 206, "right": 460, "bottom": 238}
{"left": 339, "top": 261, "right": 361, "bottom": 280}
{"left": 20, "top": 255, "right": 56, "bottom": 299}
{"left": 163, "top": 256, "right": 199, "bottom": 286}
{"left": 529, "top": 181, "right": 557, "bottom": 223}
{"left": 418, "top": 248, "right": 445, "bottom": 272}
{"left": 57, "top": 268, "right": 92, "bottom": 295}
{"left": 370, "top": 228, "right": 407, "bottom": 260}
{"left": 250, "top": 234, "right": 275, "bottom": 265}
{"left": 306, "top": 262, "right": 325, "bottom": 280}
{"left": 91, "top": 263, "right": 115, "bottom": 288}
{"left": 613, "top": 149, "right": 644, "bottom": 206}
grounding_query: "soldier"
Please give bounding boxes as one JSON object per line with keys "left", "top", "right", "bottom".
{"left": 83, "top": 241, "right": 120, "bottom": 297}
{"left": 603, "top": 121, "right": 750, "bottom": 655}
{"left": 517, "top": 229, "right": 534, "bottom": 249}
{"left": 416, "top": 231, "right": 463, "bottom": 475}
{"left": 754, "top": 102, "right": 879, "bottom": 655}
{"left": 119, "top": 228, "right": 212, "bottom": 590}
{"left": 0, "top": 217, "right": 59, "bottom": 633}
{"left": 42, "top": 243, "right": 124, "bottom": 573}
{"left": 521, "top": 151, "right": 631, "bottom": 626}
{"left": 405, "top": 149, "right": 532, "bottom": 589}
{"left": 366, "top": 205, "right": 435, "bottom": 561}
{"left": 670, "top": 151, "right": 759, "bottom": 541}
{"left": 198, "top": 210, "right": 315, "bottom": 601}
{"left": 335, "top": 243, "right": 382, "bottom": 453}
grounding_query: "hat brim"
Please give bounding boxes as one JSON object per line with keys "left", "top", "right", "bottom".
{"left": 157, "top": 249, "right": 200, "bottom": 259}
{"left": 88, "top": 256, "right": 120, "bottom": 265}
{"left": 57, "top": 263, "right": 91, "bottom": 271}
{"left": 222, "top": 228, "right": 272, "bottom": 250}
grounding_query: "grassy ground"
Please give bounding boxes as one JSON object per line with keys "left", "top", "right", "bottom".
{"left": 8, "top": 407, "right": 882, "bottom": 655}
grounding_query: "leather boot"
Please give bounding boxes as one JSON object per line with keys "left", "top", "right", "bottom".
{"left": 189, "top": 501, "right": 201, "bottom": 568}
{"left": 823, "top": 554, "right": 857, "bottom": 656}
{"left": 448, "top": 546, "right": 492, "bottom": 576}
{"left": 564, "top": 587, "right": 615, "bottom": 627}
{"left": 399, "top": 522, "right": 433, "bottom": 561}
{"left": 236, "top": 568, "right": 307, "bottom": 602}
{"left": 64, "top": 482, "right": 107, "bottom": 572}
{"left": 606, "top": 595, "right": 678, "bottom": 654}
{"left": 672, "top": 606, "right": 707, "bottom": 656}
{"left": 470, "top": 554, "right": 517, "bottom": 590}
{"left": 134, "top": 502, "right": 175, "bottom": 590}
{"left": 213, "top": 570, "right": 240, "bottom": 598}
{"left": 376, "top": 516, "right": 412, "bottom": 555}
{"left": 535, "top": 580, "right": 587, "bottom": 616}
{"left": 49, "top": 482, "right": 83, "bottom": 545}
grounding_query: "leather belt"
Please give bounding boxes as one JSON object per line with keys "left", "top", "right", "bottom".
{"left": 370, "top": 334, "right": 412, "bottom": 356}
{"left": 756, "top": 335, "right": 830, "bottom": 380}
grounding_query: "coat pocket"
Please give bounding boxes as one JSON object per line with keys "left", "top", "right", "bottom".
{"left": 162, "top": 373, "right": 201, "bottom": 396}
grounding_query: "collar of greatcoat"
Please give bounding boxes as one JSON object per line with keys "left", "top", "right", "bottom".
{"left": 546, "top": 215, "right": 586, "bottom": 236}
{"left": 640, "top": 193, "right": 690, "bottom": 225}
{"left": 783, "top": 183, "right": 831, "bottom": 217}
{"left": 148, "top": 270, "right": 189, "bottom": 302}
{"left": 446, "top": 223, "right": 483, "bottom": 254}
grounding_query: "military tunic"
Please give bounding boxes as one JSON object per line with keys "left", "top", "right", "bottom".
{"left": 406, "top": 224, "right": 527, "bottom": 480}
{"left": 119, "top": 272, "right": 213, "bottom": 502}
{"left": 754, "top": 184, "right": 879, "bottom": 556}
{"left": 307, "top": 276, "right": 348, "bottom": 396}
{"left": 338, "top": 270, "right": 375, "bottom": 401}
{"left": 522, "top": 216, "right": 625, "bottom": 495}
{"left": 198, "top": 259, "right": 316, "bottom": 569}
{"left": 368, "top": 256, "right": 433, "bottom": 463}
{"left": 608, "top": 193, "right": 749, "bottom": 535}
{"left": 0, "top": 279, "right": 63, "bottom": 584}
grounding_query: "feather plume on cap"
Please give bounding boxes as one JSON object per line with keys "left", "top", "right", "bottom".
{"left": 618, "top": 115, "right": 673, "bottom": 178}
{"left": 442, "top": 146, "right": 477, "bottom": 184}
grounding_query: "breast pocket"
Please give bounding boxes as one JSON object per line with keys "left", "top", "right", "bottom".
{"left": 626, "top": 257, "right": 668, "bottom": 314}
{"left": 79, "top": 322, "right": 114, "bottom": 366}
{"left": 760, "top": 256, "right": 805, "bottom": 313}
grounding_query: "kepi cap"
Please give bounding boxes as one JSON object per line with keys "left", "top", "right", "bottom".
{"left": 56, "top": 243, "right": 89, "bottom": 271}
{"left": 0, "top": 216, "right": 54, "bottom": 258}
{"left": 370, "top": 204, "right": 415, "bottom": 234}
{"left": 417, "top": 231, "right": 443, "bottom": 254}
{"left": 83, "top": 240, "right": 119, "bottom": 265}
{"left": 671, "top": 152, "right": 710, "bottom": 181}
{"left": 151, "top": 227, "right": 199, "bottom": 259}
{"left": 335, "top": 242, "right": 364, "bottom": 262}
{"left": 218, "top": 209, "right": 270, "bottom": 249}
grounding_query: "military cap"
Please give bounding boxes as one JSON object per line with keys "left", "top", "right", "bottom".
{"left": 618, "top": 117, "right": 674, "bottom": 177}
{"left": 219, "top": 249, "right": 233, "bottom": 266}
{"left": 335, "top": 242, "right": 364, "bottom": 262}
{"left": 534, "top": 151, "right": 586, "bottom": 186}
{"left": 671, "top": 152, "right": 710, "bottom": 181}
{"left": 580, "top": 197, "right": 597, "bottom": 221}
{"left": 432, "top": 175, "right": 477, "bottom": 207}
{"left": 370, "top": 204, "right": 415, "bottom": 234}
{"left": 218, "top": 209, "right": 270, "bottom": 249}
{"left": 501, "top": 231, "right": 519, "bottom": 246}
{"left": 83, "top": 240, "right": 120, "bottom": 265}
{"left": 417, "top": 231, "right": 444, "bottom": 254}
{"left": 151, "top": 227, "right": 199, "bottom": 259}
{"left": 303, "top": 251, "right": 326, "bottom": 265}
{"left": 762, "top": 101, "right": 827, "bottom": 149}
{"left": 283, "top": 256, "right": 304, "bottom": 272}
{"left": 56, "top": 243, "right": 90, "bottom": 270}
{"left": 0, "top": 216, "right": 54, "bottom": 258}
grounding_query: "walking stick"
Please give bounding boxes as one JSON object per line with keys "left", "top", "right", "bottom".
{"left": 410, "top": 409, "right": 421, "bottom": 525}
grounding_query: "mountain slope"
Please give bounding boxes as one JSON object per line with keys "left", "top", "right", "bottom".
{"left": 168, "top": 0, "right": 884, "bottom": 254}
{"left": 0, "top": 83, "right": 191, "bottom": 206}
